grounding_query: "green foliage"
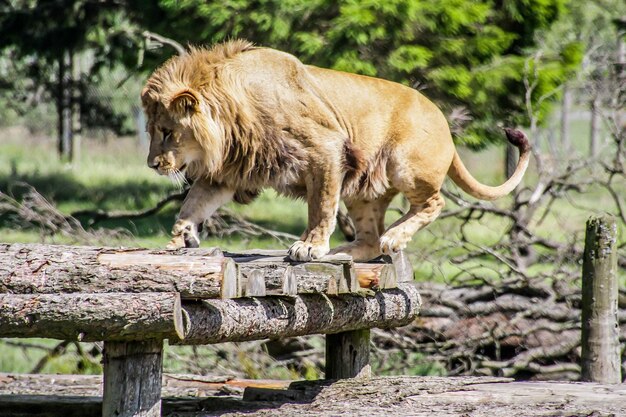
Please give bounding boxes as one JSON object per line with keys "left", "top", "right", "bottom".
{"left": 129, "top": 0, "right": 575, "bottom": 147}
{"left": 0, "top": 1, "right": 145, "bottom": 135}
{"left": 0, "top": 0, "right": 585, "bottom": 145}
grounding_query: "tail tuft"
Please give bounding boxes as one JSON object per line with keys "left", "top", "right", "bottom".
{"left": 504, "top": 128, "right": 530, "bottom": 152}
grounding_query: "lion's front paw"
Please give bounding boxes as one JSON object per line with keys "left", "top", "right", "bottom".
{"left": 166, "top": 235, "right": 186, "bottom": 250}
{"left": 167, "top": 219, "right": 200, "bottom": 250}
{"left": 288, "top": 240, "right": 330, "bottom": 261}
{"left": 379, "top": 233, "right": 407, "bottom": 255}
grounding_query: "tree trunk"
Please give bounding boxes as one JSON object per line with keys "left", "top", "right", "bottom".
{"left": 589, "top": 94, "right": 600, "bottom": 157}
{"left": 177, "top": 283, "right": 420, "bottom": 344}
{"left": 0, "top": 292, "right": 184, "bottom": 342}
{"left": 70, "top": 50, "right": 81, "bottom": 163}
{"left": 560, "top": 84, "right": 572, "bottom": 152}
{"left": 581, "top": 215, "right": 621, "bottom": 383}
{"left": 56, "top": 51, "right": 67, "bottom": 159}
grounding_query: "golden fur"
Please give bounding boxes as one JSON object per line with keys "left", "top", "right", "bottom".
{"left": 141, "top": 40, "right": 530, "bottom": 261}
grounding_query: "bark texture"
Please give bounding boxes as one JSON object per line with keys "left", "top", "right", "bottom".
{"left": 581, "top": 215, "right": 621, "bottom": 383}
{"left": 0, "top": 293, "right": 184, "bottom": 341}
{"left": 176, "top": 283, "right": 421, "bottom": 344}
{"left": 0, "top": 243, "right": 231, "bottom": 299}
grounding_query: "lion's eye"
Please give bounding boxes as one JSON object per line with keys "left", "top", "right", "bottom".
{"left": 161, "top": 129, "right": 173, "bottom": 143}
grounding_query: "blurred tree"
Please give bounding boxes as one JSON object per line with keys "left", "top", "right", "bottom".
{"left": 131, "top": 0, "right": 579, "bottom": 148}
{"left": 0, "top": 1, "right": 145, "bottom": 161}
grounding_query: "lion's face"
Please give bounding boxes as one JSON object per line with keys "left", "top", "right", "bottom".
{"left": 145, "top": 113, "right": 204, "bottom": 177}
{"left": 142, "top": 89, "right": 210, "bottom": 179}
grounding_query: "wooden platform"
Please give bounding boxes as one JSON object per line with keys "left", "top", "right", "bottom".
{"left": 0, "top": 243, "right": 421, "bottom": 416}
{"left": 1, "top": 373, "right": 624, "bottom": 417}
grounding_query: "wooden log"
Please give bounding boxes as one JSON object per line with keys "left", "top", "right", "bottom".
{"left": 102, "top": 340, "right": 163, "bottom": 417}
{"left": 0, "top": 293, "right": 184, "bottom": 342}
{"left": 176, "top": 283, "right": 420, "bottom": 344}
{"left": 230, "top": 250, "right": 411, "bottom": 294}
{"left": 326, "top": 329, "right": 371, "bottom": 379}
{"left": 230, "top": 251, "right": 357, "bottom": 296}
{"left": 0, "top": 243, "right": 235, "bottom": 299}
{"left": 581, "top": 215, "right": 621, "bottom": 383}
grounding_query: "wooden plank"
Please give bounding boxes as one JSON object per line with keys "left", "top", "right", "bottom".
{"left": 176, "top": 283, "right": 420, "bottom": 344}
{"left": 581, "top": 215, "right": 621, "bottom": 383}
{"left": 326, "top": 329, "right": 371, "bottom": 379}
{"left": 0, "top": 243, "right": 232, "bottom": 299}
{"left": 102, "top": 340, "right": 163, "bottom": 417}
{"left": 0, "top": 293, "right": 184, "bottom": 342}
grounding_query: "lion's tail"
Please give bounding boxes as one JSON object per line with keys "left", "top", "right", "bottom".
{"left": 447, "top": 128, "right": 531, "bottom": 201}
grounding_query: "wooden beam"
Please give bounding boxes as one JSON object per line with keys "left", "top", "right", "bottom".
{"left": 326, "top": 329, "right": 371, "bottom": 379}
{"left": 102, "top": 340, "right": 163, "bottom": 417}
{"left": 581, "top": 215, "right": 621, "bottom": 383}
{"left": 176, "top": 283, "right": 420, "bottom": 344}
{"left": 0, "top": 243, "right": 233, "bottom": 299}
{"left": 0, "top": 293, "right": 184, "bottom": 342}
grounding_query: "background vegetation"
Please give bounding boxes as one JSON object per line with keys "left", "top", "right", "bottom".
{"left": 0, "top": 0, "right": 624, "bottom": 380}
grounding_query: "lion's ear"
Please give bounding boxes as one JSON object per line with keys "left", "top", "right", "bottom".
{"left": 170, "top": 89, "right": 200, "bottom": 116}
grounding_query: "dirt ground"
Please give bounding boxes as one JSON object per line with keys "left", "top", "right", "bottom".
{"left": 1, "top": 373, "right": 625, "bottom": 417}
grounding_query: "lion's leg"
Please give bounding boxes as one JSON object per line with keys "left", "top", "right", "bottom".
{"left": 379, "top": 188, "right": 445, "bottom": 255}
{"left": 330, "top": 195, "right": 394, "bottom": 261}
{"left": 167, "top": 180, "right": 234, "bottom": 249}
{"left": 288, "top": 159, "right": 342, "bottom": 261}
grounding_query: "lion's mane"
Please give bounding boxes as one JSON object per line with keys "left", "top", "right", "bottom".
{"left": 141, "top": 40, "right": 306, "bottom": 194}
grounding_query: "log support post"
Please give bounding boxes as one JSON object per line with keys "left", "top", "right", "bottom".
{"left": 325, "top": 329, "right": 371, "bottom": 379}
{"left": 581, "top": 215, "right": 621, "bottom": 384}
{"left": 102, "top": 340, "right": 163, "bottom": 417}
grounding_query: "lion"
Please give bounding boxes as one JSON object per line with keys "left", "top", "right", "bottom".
{"left": 141, "top": 40, "right": 530, "bottom": 262}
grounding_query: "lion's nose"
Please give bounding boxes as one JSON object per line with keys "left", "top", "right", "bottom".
{"left": 148, "top": 157, "right": 161, "bottom": 169}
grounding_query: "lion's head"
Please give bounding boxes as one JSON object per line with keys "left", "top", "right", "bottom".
{"left": 141, "top": 40, "right": 306, "bottom": 190}
{"left": 140, "top": 41, "right": 257, "bottom": 183}
{"left": 141, "top": 82, "right": 226, "bottom": 183}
